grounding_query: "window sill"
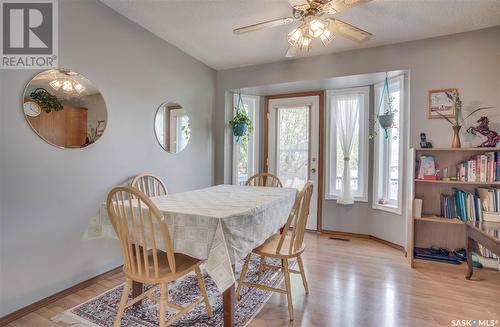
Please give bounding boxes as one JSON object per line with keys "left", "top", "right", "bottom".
{"left": 372, "top": 203, "right": 402, "bottom": 215}
{"left": 325, "top": 195, "right": 368, "bottom": 203}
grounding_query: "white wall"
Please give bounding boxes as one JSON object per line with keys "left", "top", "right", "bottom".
{"left": 215, "top": 26, "right": 500, "bottom": 246}
{"left": 0, "top": 0, "right": 215, "bottom": 316}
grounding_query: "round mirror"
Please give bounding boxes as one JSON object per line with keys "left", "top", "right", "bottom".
{"left": 23, "top": 69, "right": 107, "bottom": 148}
{"left": 154, "top": 102, "right": 191, "bottom": 153}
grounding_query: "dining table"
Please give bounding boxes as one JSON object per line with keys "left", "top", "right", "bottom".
{"left": 85, "top": 184, "right": 297, "bottom": 326}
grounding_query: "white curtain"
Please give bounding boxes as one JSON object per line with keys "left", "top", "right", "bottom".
{"left": 335, "top": 94, "right": 359, "bottom": 205}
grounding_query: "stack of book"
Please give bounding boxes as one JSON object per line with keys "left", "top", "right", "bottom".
{"left": 440, "top": 189, "right": 482, "bottom": 221}
{"left": 440, "top": 187, "right": 500, "bottom": 221}
{"left": 457, "top": 151, "right": 500, "bottom": 183}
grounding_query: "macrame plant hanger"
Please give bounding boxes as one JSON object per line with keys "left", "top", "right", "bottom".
{"left": 377, "top": 73, "right": 395, "bottom": 139}
{"left": 235, "top": 91, "right": 245, "bottom": 143}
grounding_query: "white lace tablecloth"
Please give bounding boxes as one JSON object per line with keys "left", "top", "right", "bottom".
{"left": 84, "top": 184, "right": 297, "bottom": 291}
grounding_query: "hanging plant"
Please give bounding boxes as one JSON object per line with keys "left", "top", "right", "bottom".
{"left": 229, "top": 93, "right": 254, "bottom": 143}
{"left": 29, "top": 88, "right": 63, "bottom": 113}
{"left": 369, "top": 74, "right": 394, "bottom": 139}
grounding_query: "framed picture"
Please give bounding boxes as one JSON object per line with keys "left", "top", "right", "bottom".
{"left": 428, "top": 88, "right": 457, "bottom": 119}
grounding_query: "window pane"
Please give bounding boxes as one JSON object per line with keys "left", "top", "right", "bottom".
{"left": 388, "top": 88, "right": 400, "bottom": 201}
{"left": 237, "top": 137, "right": 249, "bottom": 185}
{"left": 374, "top": 78, "right": 403, "bottom": 208}
{"left": 233, "top": 95, "right": 257, "bottom": 186}
{"left": 277, "top": 107, "right": 309, "bottom": 189}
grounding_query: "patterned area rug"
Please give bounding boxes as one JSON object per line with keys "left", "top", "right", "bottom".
{"left": 53, "top": 255, "right": 292, "bottom": 327}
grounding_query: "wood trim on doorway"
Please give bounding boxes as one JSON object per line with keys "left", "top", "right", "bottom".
{"left": 263, "top": 91, "right": 325, "bottom": 232}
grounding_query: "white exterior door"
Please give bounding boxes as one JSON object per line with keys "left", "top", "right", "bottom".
{"left": 267, "top": 96, "right": 320, "bottom": 230}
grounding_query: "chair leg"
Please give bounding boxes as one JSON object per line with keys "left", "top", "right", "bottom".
{"left": 114, "top": 279, "right": 131, "bottom": 327}
{"left": 159, "top": 283, "right": 167, "bottom": 327}
{"left": 235, "top": 253, "right": 252, "bottom": 300}
{"left": 195, "top": 266, "right": 213, "bottom": 317}
{"left": 297, "top": 255, "right": 309, "bottom": 294}
{"left": 283, "top": 258, "right": 294, "bottom": 321}
{"left": 258, "top": 255, "right": 265, "bottom": 278}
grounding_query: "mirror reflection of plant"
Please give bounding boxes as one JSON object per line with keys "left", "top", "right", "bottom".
{"left": 181, "top": 123, "right": 191, "bottom": 140}
{"left": 29, "top": 88, "right": 63, "bottom": 113}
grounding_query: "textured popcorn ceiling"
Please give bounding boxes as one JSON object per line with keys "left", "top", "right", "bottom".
{"left": 101, "top": 0, "right": 500, "bottom": 70}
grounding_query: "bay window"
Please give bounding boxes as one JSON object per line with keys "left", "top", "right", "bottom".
{"left": 373, "top": 75, "right": 405, "bottom": 214}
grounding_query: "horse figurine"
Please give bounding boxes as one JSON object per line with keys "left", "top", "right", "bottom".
{"left": 466, "top": 116, "right": 500, "bottom": 147}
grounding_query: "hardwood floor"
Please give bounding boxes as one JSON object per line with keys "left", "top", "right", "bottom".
{"left": 5, "top": 233, "right": 500, "bottom": 327}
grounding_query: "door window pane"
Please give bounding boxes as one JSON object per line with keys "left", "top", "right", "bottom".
{"left": 277, "top": 107, "right": 309, "bottom": 189}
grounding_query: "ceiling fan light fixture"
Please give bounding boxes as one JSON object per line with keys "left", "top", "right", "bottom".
{"left": 299, "top": 35, "right": 312, "bottom": 51}
{"left": 287, "top": 28, "right": 303, "bottom": 46}
{"left": 308, "top": 19, "right": 325, "bottom": 38}
{"left": 49, "top": 79, "right": 62, "bottom": 91}
{"left": 74, "top": 83, "right": 85, "bottom": 94}
{"left": 62, "top": 80, "right": 73, "bottom": 93}
{"left": 319, "top": 29, "right": 334, "bottom": 46}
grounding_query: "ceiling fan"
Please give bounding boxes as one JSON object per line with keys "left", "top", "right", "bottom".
{"left": 233, "top": 0, "right": 373, "bottom": 57}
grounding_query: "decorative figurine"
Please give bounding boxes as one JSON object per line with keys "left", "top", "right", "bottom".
{"left": 420, "top": 133, "right": 433, "bottom": 148}
{"left": 466, "top": 116, "right": 500, "bottom": 147}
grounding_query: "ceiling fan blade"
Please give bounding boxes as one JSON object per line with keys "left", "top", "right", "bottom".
{"left": 233, "top": 17, "right": 297, "bottom": 34}
{"left": 329, "top": 18, "right": 372, "bottom": 42}
{"left": 320, "top": 0, "right": 372, "bottom": 14}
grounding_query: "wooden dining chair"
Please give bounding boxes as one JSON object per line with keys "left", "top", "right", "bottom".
{"left": 106, "top": 186, "right": 212, "bottom": 327}
{"left": 235, "top": 181, "right": 313, "bottom": 321}
{"left": 245, "top": 173, "right": 283, "bottom": 187}
{"left": 131, "top": 173, "right": 168, "bottom": 197}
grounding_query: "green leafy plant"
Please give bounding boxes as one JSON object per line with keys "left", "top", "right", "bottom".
{"left": 29, "top": 88, "right": 63, "bottom": 113}
{"left": 181, "top": 123, "right": 191, "bottom": 140}
{"left": 437, "top": 90, "right": 492, "bottom": 126}
{"left": 229, "top": 110, "right": 253, "bottom": 133}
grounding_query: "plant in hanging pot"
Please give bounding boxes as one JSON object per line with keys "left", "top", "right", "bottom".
{"left": 230, "top": 111, "right": 253, "bottom": 136}
{"left": 369, "top": 74, "right": 396, "bottom": 140}
{"left": 377, "top": 95, "right": 395, "bottom": 130}
{"left": 436, "top": 90, "right": 492, "bottom": 148}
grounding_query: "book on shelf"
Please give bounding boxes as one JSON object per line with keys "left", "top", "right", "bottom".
{"left": 439, "top": 187, "right": 500, "bottom": 221}
{"left": 416, "top": 156, "right": 436, "bottom": 179}
{"left": 438, "top": 187, "right": 500, "bottom": 259}
{"left": 456, "top": 151, "right": 500, "bottom": 183}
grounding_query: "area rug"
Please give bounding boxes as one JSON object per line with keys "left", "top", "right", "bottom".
{"left": 52, "top": 254, "right": 293, "bottom": 327}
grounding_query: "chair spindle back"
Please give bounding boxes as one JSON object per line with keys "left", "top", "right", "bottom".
{"left": 245, "top": 173, "right": 283, "bottom": 187}
{"left": 107, "top": 186, "right": 175, "bottom": 280}
{"left": 131, "top": 173, "right": 168, "bottom": 197}
{"left": 278, "top": 181, "right": 314, "bottom": 255}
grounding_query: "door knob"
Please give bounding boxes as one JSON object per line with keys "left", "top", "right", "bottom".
{"left": 311, "top": 168, "right": 317, "bottom": 173}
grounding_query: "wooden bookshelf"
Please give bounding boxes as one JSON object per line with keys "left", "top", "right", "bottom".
{"left": 416, "top": 147, "right": 494, "bottom": 152}
{"left": 414, "top": 215, "right": 465, "bottom": 225}
{"left": 414, "top": 179, "right": 500, "bottom": 185}
{"left": 408, "top": 147, "right": 500, "bottom": 268}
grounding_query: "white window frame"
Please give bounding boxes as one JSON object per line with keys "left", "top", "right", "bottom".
{"left": 232, "top": 94, "right": 260, "bottom": 185}
{"left": 372, "top": 75, "right": 405, "bottom": 215}
{"left": 325, "top": 86, "right": 369, "bottom": 202}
